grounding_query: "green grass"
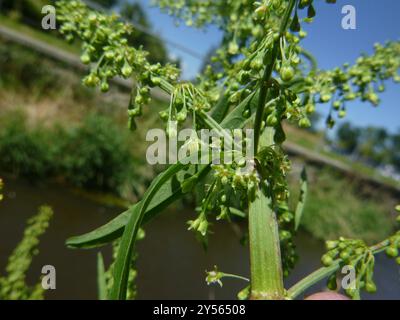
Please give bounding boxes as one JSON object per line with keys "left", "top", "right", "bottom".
{"left": 291, "top": 168, "right": 396, "bottom": 244}
{"left": 0, "top": 14, "right": 80, "bottom": 54}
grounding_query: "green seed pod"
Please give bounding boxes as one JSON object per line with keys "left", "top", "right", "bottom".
{"left": 228, "top": 41, "right": 239, "bottom": 55}
{"left": 250, "top": 56, "right": 264, "bottom": 71}
{"left": 386, "top": 246, "right": 398, "bottom": 258}
{"left": 305, "top": 104, "right": 315, "bottom": 114}
{"left": 80, "top": 52, "right": 91, "bottom": 64}
{"left": 396, "top": 257, "right": 400, "bottom": 265}
{"left": 326, "top": 240, "right": 338, "bottom": 250}
{"left": 320, "top": 93, "right": 332, "bottom": 103}
{"left": 298, "top": 117, "right": 311, "bottom": 128}
{"left": 321, "top": 254, "right": 333, "bottom": 267}
{"left": 121, "top": 62, "right": 133, "bottom": 78}
{"left": 150, "top": 76, "right": 162, "bottom": 86}
{"left": 395, "top": 205, "right": 400, "bottom": 212}
{"left": 339, "top": 250, "right": 351, "bottom": 261}
{"left": 159, "top": 110, "right": 169, "bottom": 121}
{"left": 176, "top": 109, "right": 187, "bottom": 122}
{"left": 105, "top": 51, "right": 115, "bottom": 60}
{"left": 242, "top": 109, "right": 251, "bottom": 118}
{"left": 338, "top": 110, "right": 346, "bottom": 118}
{"left": 299, "top": 30, "right": 307, "bottom": 38}
{"left": 333, "top": 101, "right": 341, "bottom": 110}
{"left": 280, "top": 66, "right": 295, "bottom": 82}
{"left": 221, "top": 176, "right": 229, "bottom": 185}
{"left": 266, "top": 114, "right": 278, "bottom": 126}
{"left": 83, "top": 74, "right": 100, "bottom": 87}
{"left": 100, "top": 81, "right": 109, "bottom": 93}
{"left": 365, "top": 281, "right": 377, "bottom": 293}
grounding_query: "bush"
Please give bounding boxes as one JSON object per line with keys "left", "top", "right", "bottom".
{"left": 0, "top": 112, "right": 52, "bottom": 180}
{"left": 58, "top": 113, "right": 134, "bottom": 191}
{"left": 0, "top": 111, "right": 135, "bottom": 193}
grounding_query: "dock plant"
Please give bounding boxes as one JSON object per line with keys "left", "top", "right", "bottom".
{"left": 56, "top": 0, "right": 400, "bottom": 299}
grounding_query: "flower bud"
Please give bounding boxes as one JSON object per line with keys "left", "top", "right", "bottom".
{"left": 386, "top": 246, "right": 398, "bottom": 258}
{"left": 365, "top": 281, "right": 377, "bottom": 293}
{"left": 280, "top": 66, "right": 295, "bottom": 82}
{"left": 321, "top": 254, "right": 333, "bottom": 266}
{"left": 121, "top": 62, "right": 133, "bottom": 78}
{"left": 298, "top": 117, "right": 311, "bottom": 128}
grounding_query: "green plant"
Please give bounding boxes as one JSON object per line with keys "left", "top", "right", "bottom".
{"left": 0, "top": 111, "right": 138, "bottom": 194}
{"left": 0, "top": 205, "right": 53, "bottom": 300}
{"left": 57, "top": 0, "right": 400, "bottom": 300}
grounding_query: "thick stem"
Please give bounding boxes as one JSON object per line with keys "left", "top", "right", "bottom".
{"left": 248, "top": 0, "right": 297, "bottom": 300}
{"left": 249, "top": 128, "right": 285, "bottom": 300}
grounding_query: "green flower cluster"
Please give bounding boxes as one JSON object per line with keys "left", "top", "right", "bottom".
{"left": 276, "top": 202, "right": 297, "bottom": 277}
{"left": 303, "top": 42, "right": 400, "bottom": 128}
{"left": 321, "top": 230, "right": 400, "bottom": 299}
{"left": 322, "top": 238, "right": 377, "bottom": 299}
{"left": 0, "top": 206, "right": 53, "bottom": 300}
{"left": 159, "top": 83, "right": 212, "bottom": 135}
{"left": 56, "top": 0, "right": 179, "bottom": 130}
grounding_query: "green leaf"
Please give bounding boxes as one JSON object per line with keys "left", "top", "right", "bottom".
{"left": 210, "top": 92, "right": 231, "bottom": 123}
{"left": 110, "top": 162, "right": 187, "bottom": 299}
{"left": 220, "top": 89, "right": 260, "bottom": 129}
{"left": 66, "top": 164, "right": 211, "bottom": 249}
{"left": 294, "top": 167, "right": 308, "bottom": 231}
{"left": 97, "top": 252, "right": 108, "bottom": 300}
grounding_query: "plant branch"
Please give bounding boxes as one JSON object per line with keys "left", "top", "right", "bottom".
{"left": 253, "top": 0, "right": 297, "bottom": 153}
{"left": 286, "top": 238, "right": 392, "bottom": 299}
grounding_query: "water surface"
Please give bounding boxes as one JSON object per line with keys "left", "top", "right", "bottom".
{"left": 0, "top": 178, "right": 398, "bottom": 299}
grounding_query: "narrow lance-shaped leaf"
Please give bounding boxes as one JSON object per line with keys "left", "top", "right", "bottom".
{"left": 66, "top": 163, "right": 211, "bottom": 249}
{"left": 97, "top": 252, "right": 108, "bottom": 300}
{"left": 294, "top": 167, "right": 308, "bottom": 231}
{"left": 110, "top": 162, "right": 188, "bottom": 299}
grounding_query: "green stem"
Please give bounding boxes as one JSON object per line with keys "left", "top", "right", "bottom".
{"left": 249, "top": 128, "right": 285, "bottom": 300}
{"left": 248, "top": 0, "right": 297, "bottom": 300}
{"left": 253, "top": 0, "right": 297, "bottom": 153}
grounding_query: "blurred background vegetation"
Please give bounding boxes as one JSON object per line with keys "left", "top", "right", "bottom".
{"left": 0, "top": 0, "right": 399, "bottom": 242}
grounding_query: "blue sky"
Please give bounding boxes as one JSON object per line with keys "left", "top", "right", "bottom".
{"left": 131, "top": 0, "right": 400, "bottom": 133}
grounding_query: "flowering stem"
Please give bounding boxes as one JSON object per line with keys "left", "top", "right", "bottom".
{"left": 253, "top": 0, "right": 297, "bottom": 153}
{"left": 249, "top": 0, "right": 297, "bottom": 300}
